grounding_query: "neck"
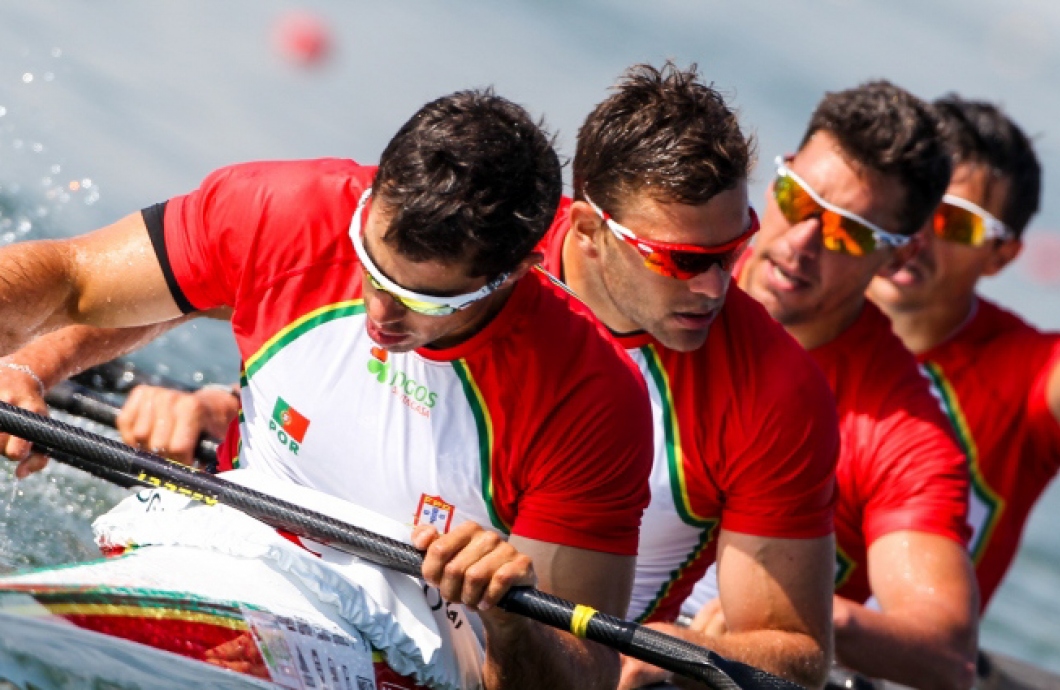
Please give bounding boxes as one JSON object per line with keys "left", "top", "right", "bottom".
{"left": 561, "top": 230, "right": 641, "bottom": 334}
{"left": 876, "top": 292, "right": 978, "bottom": 355}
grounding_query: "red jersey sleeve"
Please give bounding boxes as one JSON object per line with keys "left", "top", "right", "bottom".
{"left": 716, "top": 296, "right": 839, "bottom": 539}
{"left": 475, "top": 274, "right": 653, "bottom": 556}
{"left": 508, "top": 370, "right": 654, "bottom": 555}
{"left": 150, "top": 159, "right": 374, "bottom": 312}
{"left": 858, "top": 364, "right": 971, "bottom": 548}
{"left": 719, "top": 361, "right": 839, "bottom": 539}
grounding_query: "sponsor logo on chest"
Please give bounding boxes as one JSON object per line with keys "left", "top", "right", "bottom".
{"left": 414, "top": 493, "right": 455, "bottom": 534}
{"left": 270, "top": 397, "right": 310, "bottom": 455}
{"left": 366, "top": 347, "right": 439, "bottom": 418}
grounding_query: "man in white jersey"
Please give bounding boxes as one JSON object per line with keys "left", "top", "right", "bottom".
{"left": 0, "top": 90, "right": 654, "bottom": 690}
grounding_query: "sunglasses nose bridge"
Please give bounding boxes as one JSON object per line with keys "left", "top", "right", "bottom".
{"left": 685, "top": 263, "right": 728, "bottom": 298}
{"left": 782, "top": 213, "right": 825, "bottom": 257}
{"left": 367, "top": 285, "right": 410, "bottom": 322}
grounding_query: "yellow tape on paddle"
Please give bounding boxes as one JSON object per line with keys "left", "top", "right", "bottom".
{"left": 569, "top": 604, "right": 597, "bottom": 638}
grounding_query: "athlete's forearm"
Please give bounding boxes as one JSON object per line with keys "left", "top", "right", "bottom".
{"left": 657, "top": 622, "right": 829, "bottom": 690}
{"left": 3, "top": 322, "right": 188, "bottom": 390}
{"left": 833, "top": 596, "right": 976, "bottom": 690}
{"left": 482, "top": 614, "right": 618, "bottom": 690}
{"left": 0, "top": 240, "right": 85, "bottom": 355}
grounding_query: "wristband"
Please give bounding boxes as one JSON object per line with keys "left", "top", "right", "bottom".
{"left": 0, "top": 361, "right": 46, "bottom": 397}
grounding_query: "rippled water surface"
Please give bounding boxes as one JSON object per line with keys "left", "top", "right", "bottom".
{"left": 1, "top": 0, "right": 1059, "bottom": 675}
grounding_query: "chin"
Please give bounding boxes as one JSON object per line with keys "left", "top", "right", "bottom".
{"left": 652, "top": 324, "right": 712, "bottom": 353}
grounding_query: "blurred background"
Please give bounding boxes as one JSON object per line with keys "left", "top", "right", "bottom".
{"left": 1, "top": 0, "right": 1058, "bottom": 672}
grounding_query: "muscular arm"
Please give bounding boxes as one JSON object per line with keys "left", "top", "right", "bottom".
{"left": 645, "top": 532, "right": 834, "bottom": 690}
{"left": 480, "top": 536, "right": 632, "bottom": 690}
{"left": 833, "top": 531, "right": 978, "bottom": 690}
{"left": 1048, "top": 356, "right": 1060, "bottom": 426}
{"left": 0, "top": 212, "right": 181, "bottom": 355}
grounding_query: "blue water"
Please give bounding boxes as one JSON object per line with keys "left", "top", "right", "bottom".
{"left": 0, "top": 0, "right": 1058, "bottom": 675}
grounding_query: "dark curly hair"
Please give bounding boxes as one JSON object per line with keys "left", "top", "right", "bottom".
{"left": 933, "top": 94, "right": 1041, "bottom": 238}
{"left": 573, "top": 61, "right": 754, "bottom": 216}
{"left": 800, "top": 80, "right": 951, "bottom": 235}
{"left": 373, "top": 89, "right": 562, "bottom": 279}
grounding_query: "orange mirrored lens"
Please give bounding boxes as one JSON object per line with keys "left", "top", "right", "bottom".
{"left": 933, "top": 204, "right": 984, "bottom": 245}
{"left": 820, "top": 212, "right": 875, "bottom": 256}
{"left": 774, "top": 174, "right": 820, "bottom": 225}
{"left": 774, "top": 174, "right": 876, "bottom": 255}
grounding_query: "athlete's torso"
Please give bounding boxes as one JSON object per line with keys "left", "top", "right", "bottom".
{"left": 540, "top": 201, "right": 838, "bottom": 622}
{"left": 918, "top": 297, "right": 1060, "bottom": 608}
{"left": 152, "top": 160, "right": 652, "bottom": 555}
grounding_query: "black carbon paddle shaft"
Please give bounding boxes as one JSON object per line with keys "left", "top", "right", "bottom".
{"left": 0, "top": 400, "right": 803, "bottom": 690}
{"left": 0, "top": 400, "right": 423, "bottom": 576}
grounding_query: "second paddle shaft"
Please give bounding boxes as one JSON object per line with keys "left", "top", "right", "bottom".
{"left": 45, "top": 380, "right": 218, "bottom": 471}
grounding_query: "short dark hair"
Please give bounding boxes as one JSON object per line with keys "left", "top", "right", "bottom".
{"left": 800, "top": 80, "right": 951, "bottom": 235}
{"left": 933, "top": 94, "right": 1041, "bottom": 238}
{"left": 374, "top": 89, "right": 561, "bottom": 278}
{"left": 573, "top": 61, "right": 754, "bottom": 215}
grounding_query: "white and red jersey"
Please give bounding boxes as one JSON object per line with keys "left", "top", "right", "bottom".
{"left": 540, "top": 199, "right": 839, "bottom": 622}
{"left": 918, "top": 298, "right": 1060, "bottom": 609}
{"left": 144, "top": 159, "right": 653, "bottom": 556}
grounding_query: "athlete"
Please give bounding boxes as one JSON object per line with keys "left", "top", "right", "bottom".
{"left": 539, "top": 62, "right": 840, "bottom": 689}
{"left": 0, "top": 89, "right": 654, "bottom": 690}
{"left": 867, "top": 95, "right": 1059, "bottom": 613}
{"left": 687, "top": 81, "right": 978, "bottom": 689}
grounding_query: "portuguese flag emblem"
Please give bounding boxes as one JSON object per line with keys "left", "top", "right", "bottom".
{"left": 272, "top": 397, "right": 310, "bottom": 443}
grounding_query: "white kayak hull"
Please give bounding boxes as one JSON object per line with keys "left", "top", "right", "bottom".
{"left": 0, "top": 547, "right": 436, "bottom": 690}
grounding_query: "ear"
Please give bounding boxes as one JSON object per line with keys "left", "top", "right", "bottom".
{"left": 982, "top": 239, "right": 1023, "bottom": 277}
{"left": 568, "top": 200, "right": 606, "bottom": 258}
{"left": 501, "top": 251, "right": 544, "bottom": 286}
{"left": 877, "top": 232, "right": 923, "bottom": 278}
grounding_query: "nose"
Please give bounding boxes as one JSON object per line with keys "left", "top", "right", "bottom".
{"left": 783, "top": 216, "right": 824, "bottom": 259}
{"left": 686, "top": 264, "right": 729, "bottom": 298}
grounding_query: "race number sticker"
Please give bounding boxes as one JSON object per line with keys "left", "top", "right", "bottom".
{"left": 244, "top": 609, "right": 377, "bottom": 690}
{"left": 414, "top": 494, "right": 455, "bottom": 534}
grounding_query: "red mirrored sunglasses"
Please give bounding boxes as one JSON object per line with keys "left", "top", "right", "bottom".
{"left": 584, "top": 193, "right": 759, "bottom": 280}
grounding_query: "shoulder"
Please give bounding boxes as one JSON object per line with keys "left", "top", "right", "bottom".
{"left": 536, "top": 195, "right": 572, "bottom": 275}
{"left": 520, "top": 267, "right": 644, "bottom": 390}
{"left": 719, "top": 287, "right": 835, "bottom": 405}
{"left": 932, "top": 297, "right": 1060, "bottom": 385}
{"left": 193, "top": 158, "right": 374, "bottom": 217}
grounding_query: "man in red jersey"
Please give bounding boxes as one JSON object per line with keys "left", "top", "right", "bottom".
{"left": 868, "top": 96, "right": 1059, "bottom": 613}
{"left": 0, "top": 90, "right": 654, "bottom": 690}
{"left": 539, "top": 62, "right": 840, "bottom": 689}
{"left": 713, "top": 81, "right": 977, "bottom": 689}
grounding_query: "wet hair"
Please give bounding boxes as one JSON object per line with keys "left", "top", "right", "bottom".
{"left": 800, "top": 80, "right": 951, "bottom": 235}
{"left": 373, "top": 89, "right": 561, "bottom": 278}
{"left": 573, "top": 61, "right": 754, "bottom": 215}
{"left": 933, "top": 94, "right": 1041, "bottom": 238}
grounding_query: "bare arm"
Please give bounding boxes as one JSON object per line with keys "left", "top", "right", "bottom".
{"left": 833, "top": 531, "right": 978, "bottom": 690}
{"left": 1048, "top": 355, "right": 1060, "bottom": 427}
{"left": 626, "top": 531, "right": 834, "bottom": 690}
{"left": 0, "top": 308, "right": 232, "bottom": 474}
{"left": 480, "top": 536, "right": 632, "bottom": 690}
{"left": 0, "top": 212, "right": 181, "bottom": 355}
{"left": 412, "top": 523, "right": 633, "bottom": 690}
